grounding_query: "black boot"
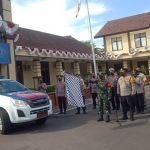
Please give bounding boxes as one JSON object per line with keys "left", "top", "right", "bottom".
{"left": 75, "top": 107, "right": 80, "bottom": 115}
{"left": 83, "top": 108, "right": 87, "bottom": 114}
{"left": 105, "top": 115, "right": 110, "bottom": 122}
{"left": 130, "top": 112, "right": 134, "bottom": 121}
{"left": 97, "top": 115, "right": 104, "bottom": 121}
{"left": 121, "top": 111, "right": 128, "bottom": 120}
{"left": 59, "top": 109, "right": 63, "bottom": 114}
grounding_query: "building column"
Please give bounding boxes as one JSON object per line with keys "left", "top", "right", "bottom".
{"left": 101, "top": 62, "right": 106, "bottom": 72}
{"left": 0, "top": 0, "right": 16, "bottom": 80}
{"left": 56, "top": 61, "right": 63, "bottom": 76}
{"left": 33, "top": 60, "right": 41, "bottom": 88}
{"left": 86, "top": 62, "right": 92, "bottom": 74}
{"left": 148, "top": 58, "right": 150, "bottom": 75}
{"left": 123, "top": 60, "right": 128, "bottom": 68}
{"left": 96, "top": 63, "right": 99, "bottom": 73}
{"left": 74, "top": 61, "right": 80, "bottom": 75}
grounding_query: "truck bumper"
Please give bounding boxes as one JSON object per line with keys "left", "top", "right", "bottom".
{"left": 8, "top": 100, "right": 53, "bottom": 123}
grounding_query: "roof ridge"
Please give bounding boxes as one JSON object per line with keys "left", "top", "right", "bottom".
{"left": 108, "top": 11, "right": 150, "bottom": 22}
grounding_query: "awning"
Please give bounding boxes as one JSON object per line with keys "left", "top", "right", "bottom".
{"left": 0, "top": 15, "right": 19, "bottom": 35}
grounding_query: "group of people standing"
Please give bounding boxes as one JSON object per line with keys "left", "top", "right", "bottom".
{"left": 36, "top": 67, "right": 147, "bottom": 123}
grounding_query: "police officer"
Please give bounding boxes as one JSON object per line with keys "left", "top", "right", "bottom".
{"left": 55, "top": 76, "right": 67, "bottom": 114}
{"left": 108, "top": 68, "right": 120, "bottom": 110}
{"left": 75, "top": 77, "right": 87, "bottom": 115}
{"left": 97, "top": 72, "right": 112, "bottom": 122}
{"left": 134, "top": 69, "right": 145, "bottom": 114}
{"left": 117, "top": 68, "right": 136, "bottom": 121}
{"left": 88, "top": 74, "right": 98, "bottom": 109}
{"left": 36, "top": 77, "right": 47, "bottom": 93}
{"left": 136, "top": 68, "right": 147, "bottom": 107}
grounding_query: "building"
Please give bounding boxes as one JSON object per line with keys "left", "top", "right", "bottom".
{"left": 0, "top": 0, "right": 18, "bottom": 80}
{"left": 14, "top": 27, "right": 105, "bottom": 88}
{"left": 94, "top": 12, "right": 150, "bottom": 74}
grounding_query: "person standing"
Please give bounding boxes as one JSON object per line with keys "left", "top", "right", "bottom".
{"left": 55, "top": 76, "right": 67, "bottom": 114}
{"left": 134, "top": 70, "right": 145, "bottom": 114}
{"left": 117, "top": 68, "right": 136, "bottom": 121}
{"left": 36, "top": 77, "right": 47, "bottom": 93}
{"left": 75, "top": 77, "right": 87, "bottom": 115}
{"left": 108, "top": 68, "right": 120, "bottom": 110}
{"left": 97, "top": 72, "right": 112, "bottom": 122}
{"left": 88, "top": 74, "right": 98, "bottom": 109}
{"left": 136, "top": 68, "right": 147, "bottom": 107}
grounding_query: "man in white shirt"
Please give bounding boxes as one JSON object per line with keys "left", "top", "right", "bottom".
{"left": 136, "top": 68, "right": 147, "bottom": 107}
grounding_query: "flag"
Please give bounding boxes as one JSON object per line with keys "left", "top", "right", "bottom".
{"left": 75, "top": 0, "right": 81, "bottom": 17}
{"left": 65, "top": 73, "right": 85, "bottom": 107}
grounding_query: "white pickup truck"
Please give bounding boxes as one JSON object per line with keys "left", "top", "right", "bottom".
{"left": 0, "top": 76, "right": 53, "bottom": 135}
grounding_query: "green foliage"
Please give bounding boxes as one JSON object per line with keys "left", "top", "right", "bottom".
{"left": 140, "top": 65, "right": 148, "bottom": 74}
{"left": 46, "top": 85, "right": 56, "bottom": 93}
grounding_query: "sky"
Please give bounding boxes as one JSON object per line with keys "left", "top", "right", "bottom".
{"left": 11, "top": 0, "right": 150, "bottom": 45}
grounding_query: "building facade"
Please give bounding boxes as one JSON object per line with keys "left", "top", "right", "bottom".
{"left": 0, "top": 0, "right": 17, "bottom": 80}
{"left": 94, "top": 12, "right": 150, "bottom": 74}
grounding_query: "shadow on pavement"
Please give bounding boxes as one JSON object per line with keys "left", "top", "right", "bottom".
{"left": 9, "top": 104, "right": 98, "bottom": 135}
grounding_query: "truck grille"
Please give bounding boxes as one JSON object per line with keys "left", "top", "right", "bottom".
{"left": 30, "top": 107, "right": 50, "bottom": 115}
{"left": 26, "top": 98, "right": 50, "bottom": 108}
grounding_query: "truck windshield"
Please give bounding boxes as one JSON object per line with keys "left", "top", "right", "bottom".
{"left": 0, "top": 80, "right": 28, "bottom": 93}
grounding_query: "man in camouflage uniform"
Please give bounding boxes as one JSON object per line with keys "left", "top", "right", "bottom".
{"left": 117, "top": 68, "right": 136, "bottom": 121}
{"left": 97, "top": 72, "right": 112, "bottom": 122}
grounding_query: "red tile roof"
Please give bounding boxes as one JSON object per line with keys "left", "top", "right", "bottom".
{"left": 94, "top": 12, "right": 150, "bottom": 38}
{"left": 15, "top": 27, "right": 92, "bottom": 54}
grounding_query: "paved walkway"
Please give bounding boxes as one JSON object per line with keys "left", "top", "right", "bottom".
{"left": 0, "top": 86, "right": 150, "bottom": 150}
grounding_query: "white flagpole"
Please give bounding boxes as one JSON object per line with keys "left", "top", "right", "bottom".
{"left": 85, "top": 0, "right": 97, "bottom": 76}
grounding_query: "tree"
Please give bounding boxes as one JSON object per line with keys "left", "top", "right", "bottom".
{"left": 80, "top": 40, "right": 104, "bottom": 52}
{"left": 80, "top": 40, "right": 96, "bottom": 49}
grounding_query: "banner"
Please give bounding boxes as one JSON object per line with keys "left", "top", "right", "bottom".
{"left": 0, "top": 42, "right": 11, "bottom": 64}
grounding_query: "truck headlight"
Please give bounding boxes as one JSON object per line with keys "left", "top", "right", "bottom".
{"left": 11, "top": 99, "right": 28, "bottom": 107}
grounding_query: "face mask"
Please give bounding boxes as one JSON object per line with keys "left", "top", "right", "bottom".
{"left": 110, "top": 72, "right": 114, "bottom": 76}
{"left": 58, "top": 78, "right": 62, "bottom": 81}
{"left": 39, "top": 80, "right": 43, "bottom": 84}
{"left": 120, "top": 73, "right": 125, "bottom": 76}
{"left": 93, "top": 75, "right": 95, "bottom": 78}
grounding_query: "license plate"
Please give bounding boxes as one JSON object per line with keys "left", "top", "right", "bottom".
{"left": 37, "top": 111, "right": 48, "bottom": 118}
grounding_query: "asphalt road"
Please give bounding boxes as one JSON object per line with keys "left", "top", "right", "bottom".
{"left": 0, "top": 86, "right": 150, "bottom": 150}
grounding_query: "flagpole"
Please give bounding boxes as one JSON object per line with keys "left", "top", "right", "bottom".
{"left": 85, "top": 0, "right": 97, "bottom": 76}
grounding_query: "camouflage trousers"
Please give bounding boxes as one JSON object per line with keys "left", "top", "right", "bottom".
{"left": 97, "top": 94, "right": 111, "bottom": 115}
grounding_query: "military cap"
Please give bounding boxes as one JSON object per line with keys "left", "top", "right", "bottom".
{"left": 119, "top": 68, "right": 128, "bottom": 73}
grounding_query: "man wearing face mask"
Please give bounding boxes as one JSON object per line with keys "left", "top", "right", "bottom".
{"left": 135, "top": 68, "right": 147, "bottom": 107}
{"left": 97, "top": 72, "right": 112, "bottom": 122}
{"left": 108, "top": 68, "right": 120, "bottom": 110}
{"left": 55, "top": 76, "right": 67, "bottom": 114}
{"left": 88, "top": 74, "right": 98, "bottom": 109}
{"left": 117, "top": 68, "right": 136, "bottom": 121}
{"left": 36, "top": 77, "right": 47, "bottom": 93}
{"left": 134, "top": 69, "right": 145, "bottom": 114}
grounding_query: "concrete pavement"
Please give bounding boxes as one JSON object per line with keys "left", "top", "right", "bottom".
{"left": 0, "top": 86, "right": 150, "bottom": 150}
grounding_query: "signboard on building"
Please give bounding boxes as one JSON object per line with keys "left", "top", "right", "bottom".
{"left": 0, "top": 42, "right": 11, "bottom": 64}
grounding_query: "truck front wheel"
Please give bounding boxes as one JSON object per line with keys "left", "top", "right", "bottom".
{"left": 35, "top": 117, "right": 47, "bottom": 125}
{"left": 0, "top": 110, "right": 12, "bottom": 135}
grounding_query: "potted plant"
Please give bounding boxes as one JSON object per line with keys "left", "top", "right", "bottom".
{"left": 81, "top": 72, "right": 91, "bottom": 99}
{"left": 46, "top": 85, "right": 59, "bottom": 108}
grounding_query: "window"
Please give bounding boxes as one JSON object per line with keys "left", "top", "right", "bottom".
{"left": 0, "top": 80, "right": 28, "bottom": 93}
{"left": 134, "top": 33, "right": 147, "bottom": 48}
{"left": 111, "top": 37, "right": 123, "bottom": 51}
